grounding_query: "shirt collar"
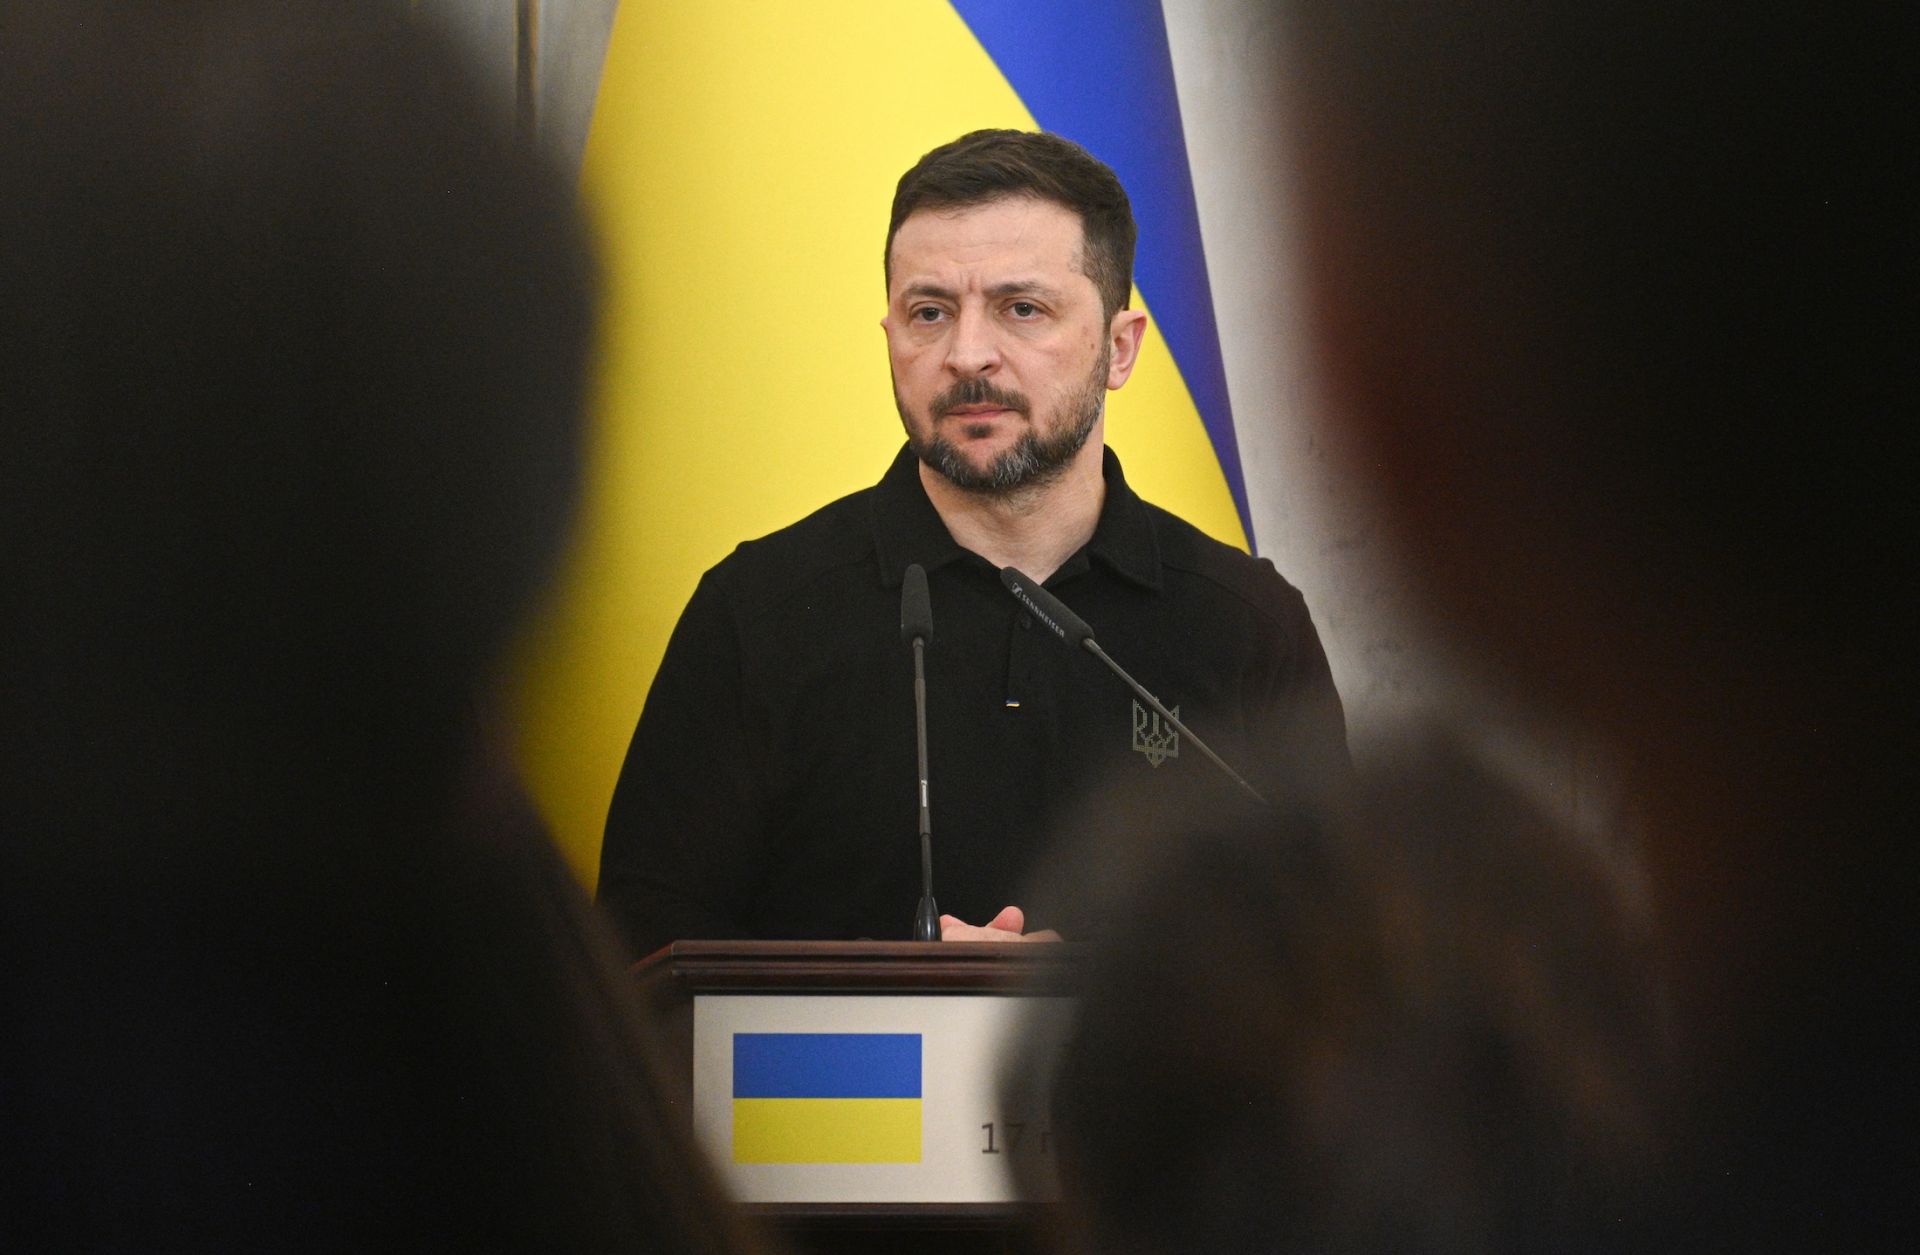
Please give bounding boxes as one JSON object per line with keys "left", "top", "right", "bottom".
{"left": 869, "top": 443, "right": 1163, "bottom": 592}
{"left": 1078, "top": 445, "right": 1164, "bottom": 592}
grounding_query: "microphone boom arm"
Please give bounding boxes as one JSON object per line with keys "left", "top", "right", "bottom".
{"left": 1080, "top": 638, "right": 1268, "bottom": 806}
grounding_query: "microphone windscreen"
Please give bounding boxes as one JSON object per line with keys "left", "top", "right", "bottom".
{"left": 999, "top": 566, "right": 1094, "bottom": 646}
{"left": 900, "top": 563, "right": 934, "bottom": 643}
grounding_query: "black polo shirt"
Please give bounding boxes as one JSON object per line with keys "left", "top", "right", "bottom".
{"left": 598, "top": 444, "right": 1347, "bottom": 956}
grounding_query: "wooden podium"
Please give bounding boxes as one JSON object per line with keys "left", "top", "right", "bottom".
{"left": 633, "top": 941, "right": 1073, "bottom": 1240}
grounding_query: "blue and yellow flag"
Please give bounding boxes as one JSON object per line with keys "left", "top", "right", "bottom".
{"left": 510, "top": 2, "right": 1247, "bottom": 882}
{"left": 732, "top": 1032, "right": 924, "bottom": 1164}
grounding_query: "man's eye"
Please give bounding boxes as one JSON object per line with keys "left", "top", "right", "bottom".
{"left": 1009, "top": 301, "right": 1038, "bottom": 318}
{"left": 912, "top": 307, "right": 944, "bottom": 322}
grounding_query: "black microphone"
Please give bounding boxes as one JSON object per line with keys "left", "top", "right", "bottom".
{"left": 999, "top": 566, "right": 1268, "bottom": 806}
{"left": 900, "top": 564, "right": 940, "bottom": 941}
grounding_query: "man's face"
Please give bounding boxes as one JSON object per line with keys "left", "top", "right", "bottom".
{"left": 883, "top": 196, "right": 1134, "bottom": 494}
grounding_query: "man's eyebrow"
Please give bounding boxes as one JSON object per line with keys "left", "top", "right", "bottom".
{"left": 986, "top": 280, "right": 1063, "bottom": 301}
{"left": 896, "top": 280, "right": 1067, "bottom": 303}
{"left": 899, "top": 282, "right": 957, "bottom": 302}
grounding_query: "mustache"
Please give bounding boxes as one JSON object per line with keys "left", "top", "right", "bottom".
{"left": 933, "top": 377, "right": 1029, "bottom": 418}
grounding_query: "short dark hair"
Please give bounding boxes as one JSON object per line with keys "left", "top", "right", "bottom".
{"left": 886, "top": 129, "right": 1136, "bottom": 320}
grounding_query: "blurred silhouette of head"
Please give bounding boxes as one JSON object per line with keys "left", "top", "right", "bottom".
{"left": 1, "top": 0, "right": 591, "bottom": 828}
{"left": 1018, "top": 744, "right": 1666, "bottom": 1255}
{"left": 1281, "top": 6, "right": 1896, "bottom": 728}
{"left": 0, "top": 4, "right": 760, "bottom": 1251}
{"left": 1280, "top": 4, "right": 1901, "bottom": 1246}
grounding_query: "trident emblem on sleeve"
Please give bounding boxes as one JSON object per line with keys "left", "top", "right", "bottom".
{"left": 1131, "top": 700, "right": 1180, "bottom": 767}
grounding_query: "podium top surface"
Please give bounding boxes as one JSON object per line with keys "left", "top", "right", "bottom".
{"left": 630, "top": 939, "right": 1075, "bottom": 997}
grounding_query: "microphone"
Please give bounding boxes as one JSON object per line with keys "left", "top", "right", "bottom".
{"left": 999, "top": 566, "right": 1268, "bottom": 806}
{"left": 900, "top": 564, "right": 940, "bottom": 941}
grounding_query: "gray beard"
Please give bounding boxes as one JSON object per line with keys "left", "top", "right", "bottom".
{"left": 898, "top": 355, "right": 1107, "bottom": 496}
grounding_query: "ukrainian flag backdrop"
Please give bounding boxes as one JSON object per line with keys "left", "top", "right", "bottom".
{"left": 732, "top": 1033, "right": 924, "bottom": 1164}
{"left": 510, "top": 2, "right": 1249, "bottom": 882}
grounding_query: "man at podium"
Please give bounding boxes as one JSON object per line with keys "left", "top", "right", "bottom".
{"left": 599, "top": 130, "right": 1346, "bottom": 957}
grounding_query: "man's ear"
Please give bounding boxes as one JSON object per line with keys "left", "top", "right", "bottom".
{"left": 1105, "top": 308, "right": 1148, "bottom": 389}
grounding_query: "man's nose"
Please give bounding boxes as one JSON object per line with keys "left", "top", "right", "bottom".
{"left": 943, "top": 305, "right": 1000, "bottom": 376}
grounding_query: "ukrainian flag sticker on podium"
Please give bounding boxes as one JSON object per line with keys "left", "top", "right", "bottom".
{"left": 732, "top": 1033, "right": 924, "bottom": 1164}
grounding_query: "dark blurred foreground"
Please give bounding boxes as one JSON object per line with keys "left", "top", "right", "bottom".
{"left": 0, "top": 4, "right": 759, "bottom": 1251}
{"left": 1015, "top": 726, "right": 1668, "bottom": 1254}
{"left": 1015, "top": 4, "right": 1904, "bottom": 1252}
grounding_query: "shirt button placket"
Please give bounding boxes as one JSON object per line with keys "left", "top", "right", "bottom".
{"left": 1004, "top": 610, "right": 1034, "bottom": 709}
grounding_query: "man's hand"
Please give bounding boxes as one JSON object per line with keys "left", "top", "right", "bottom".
{"left": 937, "top": 905, "right": 1062, "bottom": 942}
